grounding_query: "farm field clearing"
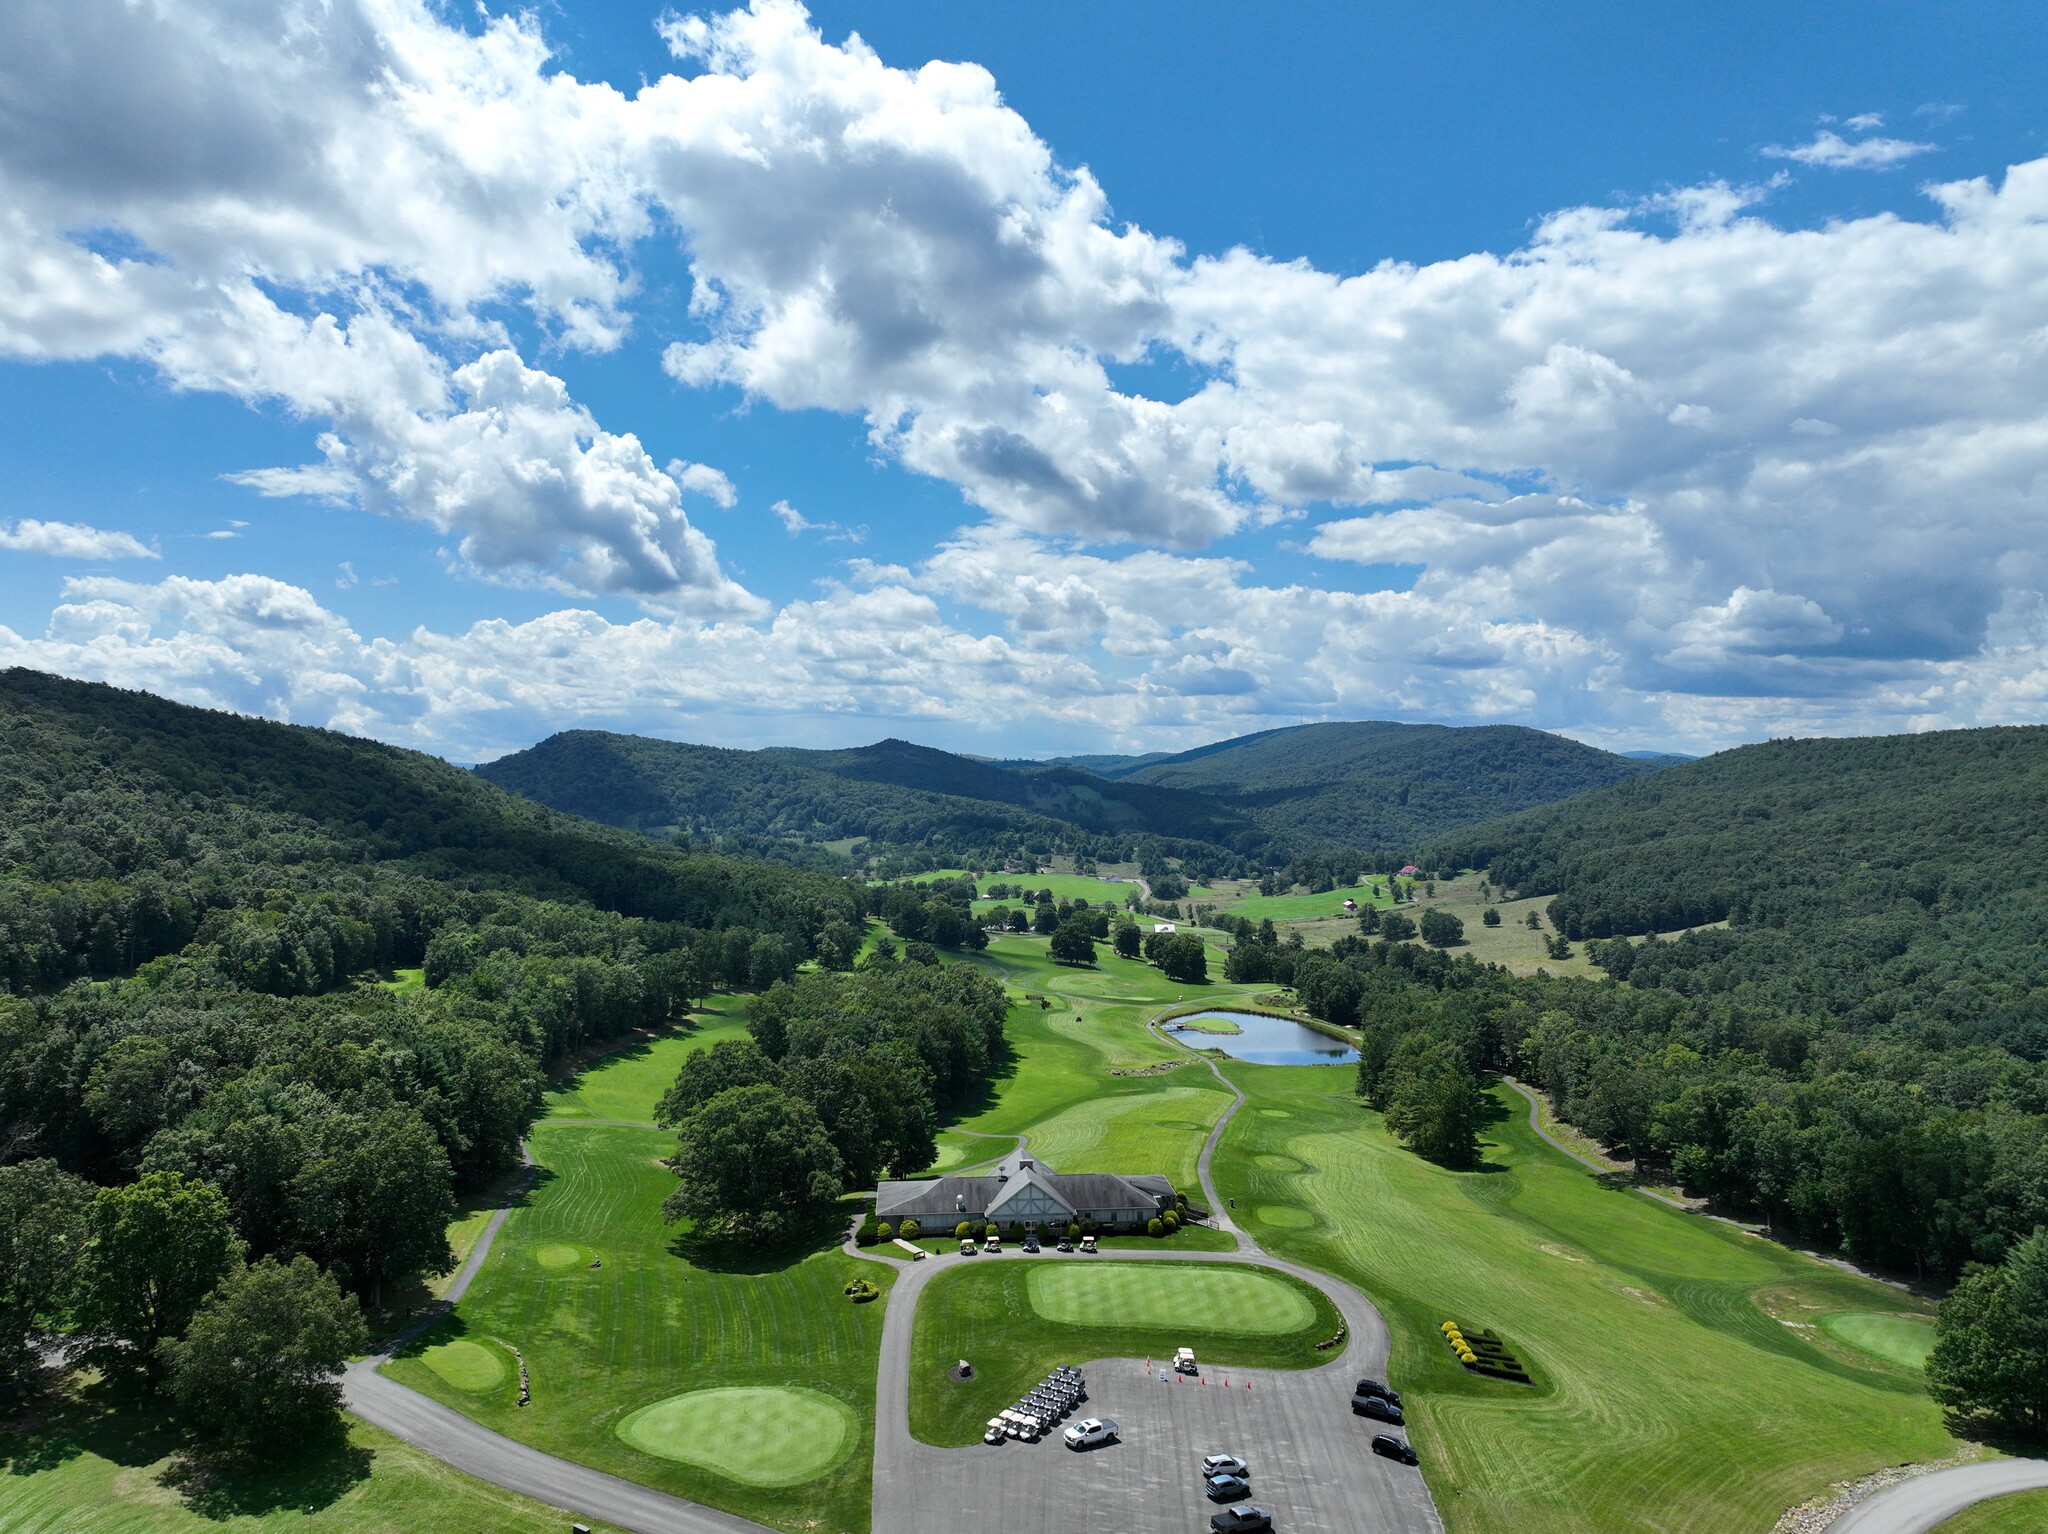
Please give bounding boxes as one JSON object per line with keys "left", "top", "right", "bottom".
{"left": 381, "top": 1037, "right": 890, "bottom": 1533}
{"left": 0, "top": 1405, "right": 629, "bottom": 1534}
{"left": 1206, "top": 1064, "right": 1953, "bottom": 1534}
{"left": 907, "top": 1259, "right": 1342, "bottom": 1447}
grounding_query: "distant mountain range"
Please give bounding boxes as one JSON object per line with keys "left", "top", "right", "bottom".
{"left": 478, "top": 719, "right": 1666, "bottom": 868}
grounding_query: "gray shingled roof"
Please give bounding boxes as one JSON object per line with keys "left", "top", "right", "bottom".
{"left": 875, "top": 1169, "right": 1173, "bottom": 1222}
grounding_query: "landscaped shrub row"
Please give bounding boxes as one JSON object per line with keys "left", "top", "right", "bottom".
{"left": 1440, "top": 1320, "right": 1533, "bottom": 1384}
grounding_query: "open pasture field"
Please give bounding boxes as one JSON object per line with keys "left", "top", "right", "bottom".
{"left": 907, "top": 1259, "right": 1342, "bottom": 1446}
{"left": 1205, "top": 880, "right": 1390, "bottom": 924}
{"left": 1933, "top": 1491, "right": 2048, "bottom": 1531}
{"left": 1207, "top": 1066, "right": 1952, "bottom": 1534}
{"left": 0, "top": 1408, "right": 628, "bottom": 1534}
{"left": 383, "top": 1038, "right": 890, "bottom": 1533}
{"left": 972, "top": 871, "right": 1139, "bottom": 906}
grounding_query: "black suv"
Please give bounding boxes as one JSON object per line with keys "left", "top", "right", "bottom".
{"left": 1372, "top": 1434, "right": 1419, "bottom": 1465}
{"left": 1354, "top": 1378, "right": 1402, "bottom": 1406}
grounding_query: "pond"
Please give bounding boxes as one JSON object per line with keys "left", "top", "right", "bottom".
{"left": 1169, "top": 1011, "right": 1358, "bottom": 1066}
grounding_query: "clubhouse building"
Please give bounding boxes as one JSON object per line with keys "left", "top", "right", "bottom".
{"left": 875, "top": 1158, "right": 1176, "bottom": 1230}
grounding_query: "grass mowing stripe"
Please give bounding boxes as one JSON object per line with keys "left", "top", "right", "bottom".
{"left": 383, "top": 1033, "right": 891, "bottom": 1534}
{"left": 1208, "top": 1066, "right": 1951, "bottom": 1534}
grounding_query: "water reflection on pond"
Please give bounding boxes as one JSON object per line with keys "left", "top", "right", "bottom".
{"left": 1169, "top": 1010, "right": 1358, "bottom": 1066}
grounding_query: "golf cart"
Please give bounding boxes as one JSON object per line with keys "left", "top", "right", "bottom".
{"left": 983, "top": 1232, "right": 1002, "bottom": 1252}
{"left": 1175, "top": 1347, "right": 1199, "bottom": 1375}
{"left": 1078, "top": 1233, "right": 1098, "bottom": 1253}
{"left": 958, "top": 1238, "right": 976, "bottom": 1255}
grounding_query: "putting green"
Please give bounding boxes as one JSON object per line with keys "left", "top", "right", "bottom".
{"left": 1820, "top": 1312, "right": 1935, "bottom": 1369}
{"left": 1026, "top": 1262, "right": 1317, "bottom": 1334}
{"left": 1254, "top": 1153, "right": 1302, "bottom": 1171}
{"left": 1256, "top": 1205, "right": 1316, "bottom": 1228}
{"left": 534, "top": 1242, "right": 594, "bottom": 1270}
{"left": 419, "top": 1338, "right": 508, "bottom": 1393}
{"left": 615, "top": 1387, "right": 855, "bottom": 1486}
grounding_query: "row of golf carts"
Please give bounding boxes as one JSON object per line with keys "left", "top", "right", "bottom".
{"left": 959, "top": 1231, "right": 1099, "bottom": 1255}
{"left": 982, "top": 1365, "right": 1090, "bottom": 1445}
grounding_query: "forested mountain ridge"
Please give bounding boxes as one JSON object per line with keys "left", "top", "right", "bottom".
{"left": 479, "top": 729, "right": 1257, "bottom": 872}
{"left": 483, "top": 719, "right": 1667, "bottom": 869}
{"left": 0, "top": 668, "right": 871, "bottom": 1321}
{"left": 1429, "top": 726, "right": 2048, "bottom": 1056}
{"left": 1113, "top": 720, "right": 1665, "bottom": 858}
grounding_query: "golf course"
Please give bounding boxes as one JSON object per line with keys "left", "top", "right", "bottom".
{"left": 356, "top": 916, "right": 1962, "bottom": 1534}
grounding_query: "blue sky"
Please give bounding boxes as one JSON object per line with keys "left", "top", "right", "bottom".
{"left": 1, "top": 1, "right": 2043, "bottom": 761}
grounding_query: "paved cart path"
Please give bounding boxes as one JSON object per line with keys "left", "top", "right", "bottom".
{"left": 342, "top": 1137, "right": 762, "bottom": 1534}
{"left": 1828, "top": 1460, "right": 2048, "bottom": 1534}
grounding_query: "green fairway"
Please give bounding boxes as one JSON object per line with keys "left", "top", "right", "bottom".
{"left": 1932, "top": 1489, "right": 2048, "bottom": 1531}
{"left": 418, "top": 1336, "right": 510, "bottom": 1392}
{"left": 382, "top": 1019, "right": 892, "bottom": 1534}
{"left": 1019, "top": 1084, "right": 1232, "bottom": 1192}
{"left": 1820, "top": 1312, "right": 1936, "bottom": 1369}
{"left": 0, "top": 1409, "right": 628, "bottom": 1534}
{"left": 1026, "top": 1261, "right": 1315, "bottom": 1332}
{"left": 544, "top": 997, "right": 753, "bottom": 1123}
{"left": 908, "top": 1259, "right": 1342, "bottom": 1446}
{"left": 1206, "top": 1066, "right": 1953, "bottom": 1534}
{"left": 615, "top": 1387, "right": 855, "bottom": 1486}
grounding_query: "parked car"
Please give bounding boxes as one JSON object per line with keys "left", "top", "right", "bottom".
{"left": 1063, "top": 1417, "right": 1118, "bottom": 1450}
{"left": 1055, "top": 1236, "right": 1074, "bottom": 1252}
{"left": 1078, "top": 1234, "right": 1098, "bottom": 1253}
{"left": 1209, "top": 1507, "right": 1273, "bottom": 1532}
{"left": 1351, "top": 1391, "right": 1403, "bottom": 1424}
{"left": 1205, "top": 1473, "right": 1252, "bottom": 1502}
{"left": 1371, "top": 1434, "right": 1419, "bottom": 1465}
{"left": 1201, "top": 1454, "right": 1249, "bottom": 1478}
{"left": 1354, "top": 1378, "right": 1402, "bottom": 1406}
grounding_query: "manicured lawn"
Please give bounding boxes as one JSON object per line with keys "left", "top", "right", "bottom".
{"left": 544, "top": 997, "right": 753, "bottom": 1124}
{"left": 614, "top": 1386, "right": 854, "bottom": 1486}
{"left": 0, "top": 1400, "right": 629, "bottom": 1534}
{"left": 1207, "top": 1066, "right": 1953, "bottom": 1534}
{"left": 1209, "top": 884, "right": 1388, "bottom": 923}
{"left": 382, "top": 1029, "right": 892, "bottom": 1534}
{"left": 907, "top": 1260, "right": 1343, "bottom": 1446}
{"left": 1026, "top": 1262, "right": 1313, "bottom": 1331}
{"left": 1933, "top": 1489, "right": 2048, "bottom": 1531}
{"left": 1018, "top": 1083, "right": 1231, "bottom": 1192}
{"left": 973, "top": 873, "right": 1137, "bottom": 905}
{"left": 1820, "top": 1312, "right": 1936, "bottom": 1369}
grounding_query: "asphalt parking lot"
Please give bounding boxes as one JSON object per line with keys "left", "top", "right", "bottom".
{"left": 871, "top": 1250, "right": 1442, "bottom": 1534}
{"left": 882, "top": 1349, "right": 1440, "bottom": 1534}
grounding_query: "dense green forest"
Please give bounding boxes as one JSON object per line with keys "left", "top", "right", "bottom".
{"left": 1112, "top": 720, "right": 1663, "bottom": 857}
{"left": 0, "top": 669, "right": 866, "bottom": 1361}
{"left": 1430, "top": 728, "right": 2048, "bottom": 1057}
{"left": 1254, "top": 726, "right": 2048, "bottom": 1285}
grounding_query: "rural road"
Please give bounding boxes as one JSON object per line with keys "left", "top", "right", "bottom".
{"left": 1828, "top": 1459, "right": 2048, "bottom": 1533}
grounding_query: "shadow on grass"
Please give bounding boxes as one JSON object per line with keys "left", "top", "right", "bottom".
{"left": 158, "top": 1419, "right": 371, "bottom": 1520}
{"left": 2, "top": 1377, "right": 370, "bottom": 1519}
{"left": 669, "top": 1205, "right": 854, "bottom": 1275}
{"left": 546, "top": 1014, "right": 701, "bottom": 1097}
